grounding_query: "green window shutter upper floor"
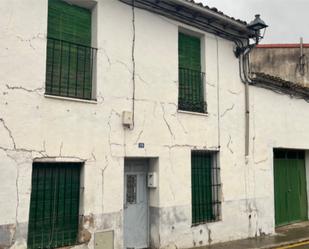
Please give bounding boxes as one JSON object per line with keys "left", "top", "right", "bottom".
{"left": 179, "top": 32, "right": 201, "bottom": 71}
{"left": 48, "top": 0, "right": 91, "bottom": 46}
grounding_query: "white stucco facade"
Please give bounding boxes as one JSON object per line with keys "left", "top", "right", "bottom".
{"left": 1, "top": 1, "right": 309, "bottom": 249}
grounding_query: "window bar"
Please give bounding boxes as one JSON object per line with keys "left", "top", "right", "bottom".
{"left": 198, "top": 155, "right": 201, "bottom": 221}
{"left": 194, "top": 155, "right": 198, "bottom": 223}
{"left": 42, "top": 166, "right": 47, "bottom": 245}
{"left": 192, "top": 154, "right": 196, "bottom": 223}
{"left": 193, "top": 69, "right": 196, "bottom": 110}
{"left": 59, "top": 40, "right": 63, "bottom": 95}
{"left": 180, "top": 68, "right": 182, "bottom": 108}
{"left": 188, "top": 68, "right": 191, "bottom": 110}
{"left": 197, "top": 154, "right": 202, "bottom": 223}
{"left": 195, "top": 70, "right": 198, "bottom": 111}
{"left": 212, "top": 154, "right": 215, "bottom": 220}
{"left": 194, "top": 157, "right": 201, "bottom": 221}
{"left": 34, "top": 167, "right": 39, "bottom": 232}
{"left": 74, "top": 165, "right": 81, "bottom": 242}
{"left": 75, "top": 45, "right": 79, "bottom": 97}
{"left": 82, "top": 46, "right": 87, "bottom": 99}
{"left": 69, "top": 166, "right": 73, "bottom": 243}
{"left": 63, "top": 167, "right": 67, "bottom": 229}
{"left": 186, "top": 68, "right": 189, "bottom": 110}
{"left": 89, "top": 48, "right": 94, "bottom": 100}
{"left": 50, "top": 39, "right": 56, "bottom": 93}
{"left": 55, "top": 166, "right": 61, "bottom": 247}
{"left": 41, "top": 229, "right": 43, "bottom": 249}
{"left": 67, "top": 43, "right": 71, "bottom": 97}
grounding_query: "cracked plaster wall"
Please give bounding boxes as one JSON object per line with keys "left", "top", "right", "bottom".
{"left": 1, "top": 0, "right": 309, "bottom": 249}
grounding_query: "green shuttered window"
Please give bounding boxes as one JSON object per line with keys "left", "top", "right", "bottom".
{"left": 45, "top": 0, "right": 96, "bottom": 100}
{"left": 191, "top": 151, "right": 221, "bottom": 224}
{"left": 27, "top": 162, "right": 81, "bottom": 249}
{"left": 178, "top": 32, "right": 206, "bottom": 113}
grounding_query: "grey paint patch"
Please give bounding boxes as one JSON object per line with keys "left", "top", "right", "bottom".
{"left": 94, "top": 212, "right": 123, "bottom": 249}
{"left": 149, "top": 207, "right": 160, "bottom": 248}
{"left": 95, "top": 212, "right": 122, "bottom": 231}
{"left": 0, "top": 222, "right": 28, "bottom": 249}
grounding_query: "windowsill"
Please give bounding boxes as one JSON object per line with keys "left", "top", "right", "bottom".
{"left": 178, "top": 110, "right": 208, "bottom": 117}
{"left": 191, "top": 219, "right": 222, "bottom": 227}
{"left": 44, "top": 94, "right": 97, "bottom": 104}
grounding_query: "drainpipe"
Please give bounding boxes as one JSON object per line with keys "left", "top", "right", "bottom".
{"left": 239, "top": 45, "right": 255, "bottom": 157}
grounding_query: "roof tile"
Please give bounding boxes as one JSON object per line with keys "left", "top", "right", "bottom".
{"left": 185, "top": 0, "right": 248, "bottom": 25}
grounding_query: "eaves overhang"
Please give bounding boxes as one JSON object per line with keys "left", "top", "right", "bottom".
{"left": 119, "top": 0, "right": 255, "bottom": 42}
{"left": 251, "top": 72, "right": 309, "bottom": 101}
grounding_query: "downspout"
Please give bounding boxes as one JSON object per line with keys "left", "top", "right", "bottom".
{"left": 131, "top": 0, "right": 136, "bottom": 129}
{"left": 239, "top": 45, "right": 255, "bottom": 157}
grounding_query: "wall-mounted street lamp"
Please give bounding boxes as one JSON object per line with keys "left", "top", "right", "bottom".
{"left": 247, "top": 14, "right": 268, "bottom": 44}
{"left": 234, "top": 14, "right": 268, "bottom": 57}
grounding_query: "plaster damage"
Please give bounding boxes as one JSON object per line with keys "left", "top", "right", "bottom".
{"left": 1, "top": 1, "right": 309, "bottom": 249}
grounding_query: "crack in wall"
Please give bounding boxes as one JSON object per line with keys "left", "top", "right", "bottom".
{"left": 5, "top": 84, "right": 44, "bottom": 94}
{"left": 227, "top": 135, "right": 234, "bottom": 154}
{"left": 206, "top": 81, "right": 215, "bottom": 88}
{"left": 228, "top": 89, "right": 242, "bottom": 95}
{"left": 131, "top": 0, "right": 136, "bottom": 128}
{"left": 101, "top": 155, "right": 109, "bottom": 214}
{"left": 0, "top": 118, "right": 16, "bottom": 149}
{"left": 59, "top": 142, "right": 63, "bottom": 157}
{"left": 15, "top": 33, "right": 45, "bottom": 50}
{"left": 107, "top": 109, "right": 122, "bottom": 156}
{"left": 220, "top": 104, "right": 235, "bottom": 118}
{"left": 99, "top": 47, "right": 112, "bottom": 67}
{"left": 12, "top": 163, "right": 20, "bottom": 245}
{"left": 134, "top": 111, "right": 145, "bottom": 144}
{"left": 161, "top": 103, "right": 175, "bottom": 140}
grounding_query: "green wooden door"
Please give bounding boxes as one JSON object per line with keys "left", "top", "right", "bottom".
{"left": 27, "top": 162, "right": 81, "bottom": 249}
{"left": 274, "top": 150, "right": 308, "bottom": 227}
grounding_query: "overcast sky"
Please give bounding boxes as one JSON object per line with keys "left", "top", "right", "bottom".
{"left": 197, "top": 0, "right": 308, "bottom": 44}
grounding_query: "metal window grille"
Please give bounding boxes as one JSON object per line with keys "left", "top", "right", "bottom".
{"left": 191, "top": 151, "right": 221, "bottom": 225}
{"left": 178, "top": 67, "right": 207, "bottom": 113}
{"left": 126, "top": 175, "right": 137, "bottom": 204}
{"left": 274, "top": 149, "right": 305, "bottom": 160}
{"left": 27, "top": 162, "right": 82, "bottom": 249}
{"left": 45, "top": 38, "right": 97, "bottom": 100}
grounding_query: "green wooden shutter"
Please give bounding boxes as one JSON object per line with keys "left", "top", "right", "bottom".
{"left": 191, "top": 151, "right": 213, "bottom": 224}
{"left": 48, "top": 0, "right": 91, "bottom": 46}
{"left": 179, "top": 32, "right": 201, "bottom": 71}
{"left": 46, "top": 0, "right": 93, "bottom": 99}
{"left": 178, "top": 33, "right": 204, "bottom": 113}
{"left": 28, "top": 163, "right": 81, "bottom": 249}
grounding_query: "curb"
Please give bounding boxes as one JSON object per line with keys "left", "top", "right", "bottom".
{"left": 259, "top": 238, "right": 309, "bottom": 249}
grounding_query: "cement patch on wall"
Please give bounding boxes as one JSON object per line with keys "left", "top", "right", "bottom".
{"left": 0, "top": 222, "right": 27, "bottom": 249}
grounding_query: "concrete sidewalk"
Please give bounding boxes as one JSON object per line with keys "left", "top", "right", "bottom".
{"left": 193, "top": 222, "right": 309, "bottom": 249}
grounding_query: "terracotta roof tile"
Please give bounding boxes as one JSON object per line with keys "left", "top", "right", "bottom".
{"left": 252, "top": 72, "right": 309, "bottom": 100}
{"left": 184, "top": 0, "right": 248, "bottom": 25}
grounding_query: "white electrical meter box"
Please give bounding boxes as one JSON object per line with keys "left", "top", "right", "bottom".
{"left": 122, "top": 111, "right": 133, "bottom": 127}
{"left": 148, "top": 172, "right": 157, "bottom": 188}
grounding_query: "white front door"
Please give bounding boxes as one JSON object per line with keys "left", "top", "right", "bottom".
{"left": 124, "top": 162, "right": 149, "bottom": 249}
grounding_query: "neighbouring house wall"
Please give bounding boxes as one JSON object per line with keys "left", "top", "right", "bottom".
{"left": 251, "top": 47, "right": 309, "bottom": 86}
{"left": 1, "top": 1, "right": 309, "bottom": 249}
